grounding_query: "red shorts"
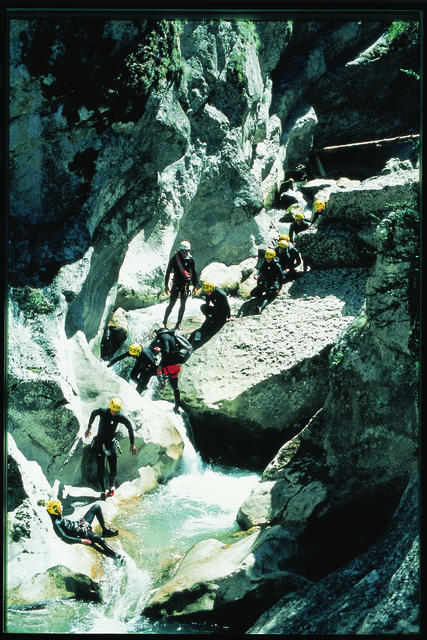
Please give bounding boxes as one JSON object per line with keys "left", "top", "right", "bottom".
{"left": 162, "top": 364, "right": 181, "bottom": 378}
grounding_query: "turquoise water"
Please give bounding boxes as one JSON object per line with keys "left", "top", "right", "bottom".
{"left": 7, "top": 419, "right": 260, "bottom": 634}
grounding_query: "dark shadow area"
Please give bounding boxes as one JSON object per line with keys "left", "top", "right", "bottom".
{"left": 188, "top": 319, "right": 226, "bottom": 350}
{"left": 299, "top": 487, "right": 404, "bottom": 581}
{"left": 235, "top": 297, "right": 258, "bottom": 318}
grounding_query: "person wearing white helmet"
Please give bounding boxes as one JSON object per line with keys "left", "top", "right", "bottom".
{"left": 163, "top": 240, "right": 198, "bottom": 330}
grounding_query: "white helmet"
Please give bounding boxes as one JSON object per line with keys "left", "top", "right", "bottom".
{"left": 179, "top": 240, "right": 191, "bottom": 251}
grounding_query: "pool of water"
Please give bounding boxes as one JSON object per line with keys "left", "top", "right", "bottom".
{"left": 7, "top": 417, "right": 260, "bottom": 634}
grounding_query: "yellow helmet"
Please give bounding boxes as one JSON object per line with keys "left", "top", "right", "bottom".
{"left": 294, "top": 211, "right": 305, "bottom": 220}
{"left": 202, "top": 281, "right": 215, "bottom": 292}
{"left": 278, "top": 240, "right": 289, "bottom": 249}
{"left": 265, "top": 248, "right": 276, "bottom": 259}
{"left": 46, "top": 499, "right": 62, "bottom": 516}
{"left": 278, "top": 234, "right": 290, "bottom": 242}
{"left": 129, "top": 343, "right": 142, "bottom": 356}
{"left": 109, "top": 397, "right": 122, "bottom": 412}
{"left": 314, "top": 199, "right": 326, "bottom": 211}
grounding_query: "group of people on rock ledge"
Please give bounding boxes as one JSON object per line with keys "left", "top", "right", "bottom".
{"left": 45, "top": 201, "right": 324, "bottom": 561}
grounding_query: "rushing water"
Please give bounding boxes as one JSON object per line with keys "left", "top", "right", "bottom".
{"left": 7, "top": 414, "right": 260, "bottom": 634}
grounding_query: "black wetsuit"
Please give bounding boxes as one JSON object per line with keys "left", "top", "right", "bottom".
{"left": 50, "top": 504, "right": 117, "bottom": 558}
{"left": 289, "top": 219, "right": 311, "bottom": 242}
{"left": 251, "top": 258, "right": 284, "bottom": 311}
{"left": 108, "top": 348, "right": 159, "bottom": 393}
{"left": 200, "top": 288, "right": 231, "bottom": 326}
{"left": 163, "top": 251, "right": 198, "bottom": 327}
{"left": 275, "top": 245, "right": 301, "bottom": 278}
{"left": 153, "top": 330, "right": 180, "bottom": 366}
{"left": 87, "top": 408, "right": 134, "bottom": 492}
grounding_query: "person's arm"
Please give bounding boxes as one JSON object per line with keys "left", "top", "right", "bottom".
{"left": 119, "top": 416, "right": 137, "bottom": 454}
{"left": 107, "top": 352, "right": 129, "bottom": 367}
{"left": 190, "top": 258, "right": 198, "bottom": 292}
{"left": 220, "top": 290, "right": 231, "bottom": 319}
{"left": 164, "top": 256, "right": 174, "bottom": 293}
{"left": 291, "top": 246, "right": 301, "bottom": 268}
{"left": 85, "top": 409, "right": 101, "bottom": 439}
{"left": 276, "top": 261, "right": 284, "bottom": 290}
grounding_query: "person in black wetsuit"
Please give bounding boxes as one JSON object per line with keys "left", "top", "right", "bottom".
{"left": 150, "top": 328, "right": 185, "bottom": 412}
{"left": 46, "top": 498, "right": 122, "bottom": 561}
{"left": 107, "top": 343, "right": 162, "bottom": 393}
{"left": 311, "top": 199, "right": 326, "bottom": 225}
{"left": 200, "top": 281, "right": 232, "bottom": 327}
{"left": 275, "top": 240, "right": 301, "bottom": 280}
{"left": 251, "top": 248, "right": 284, "bottom": 313}
{"left": 163, "top": 240, "right": 198, "bottom": 330}
{"left": 85, "top": 397, "right": 137, "bottom": 499}
{"left": 289, "top": 210, "right": 312, "bottom": 272}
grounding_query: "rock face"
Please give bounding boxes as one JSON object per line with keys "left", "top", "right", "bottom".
{"left": 248, "top": 472, "right": 419, "bottom": 634}
{"left": 143, "top": 524, "right": 311, "bottom": 630}
{"left": 175, "top": 267, "right": 367, "bottom": 469}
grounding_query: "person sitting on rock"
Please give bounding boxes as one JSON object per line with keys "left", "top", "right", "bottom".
{"left": 289, "top": 210, "right": 312, "bottom": 272}
{"left": 46, "top": 499, "right": 123, "bottom": 561}
{"left": 311, "top": 199, "right": 326, "bottom": 225}
{"left": 107, "top": 343, "right": 162, "bottom": 394}
{"left": 163, "top": 240, "right": 198, "bottom": 330}
{"left": 251, "top": 248, "right": 284, "bottom": 313}
{"left": 198, "top": 281, "right": 233, "bottom": 336}
{"left": 275, "top": 240, "right": 300, "bottom": 280}
{"left": 85, "top": 397, "right": 137, "bottom": 500}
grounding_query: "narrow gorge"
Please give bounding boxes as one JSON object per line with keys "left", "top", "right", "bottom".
{"left": 6, "top": 11, "right": 420, "bottom": 635}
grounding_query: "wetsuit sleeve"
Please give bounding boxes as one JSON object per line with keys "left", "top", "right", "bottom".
{"left": 190, "top": 258, "right": 198, "bottom": 287}
{"left": 119, "top": 416, "right": 135, "bottom": 446}
{"left": 107, "top": 352, "right": 130, "bottom": 367}
{"left": 88, "top": 408, "right": 102, "bottom": 429}
{"left": 52, "top": 518, "right": 81, "bottom": 545}
{"left": 165, "top": 256, "right": 175, "bottom": 288}
{"left": 289, "top": 223, "right": 295, "bottom": 242}
{"left": 218, "top": 290, "right": 231, "bottom": 318}
{"left": 276, "top": 262, "right": 284, "bottom": 287}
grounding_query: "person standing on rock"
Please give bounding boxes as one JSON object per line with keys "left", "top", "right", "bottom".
{"left": 46, "top": 499, "right": 123, "bottom": 562}
{"left": 198, "top": 281, "right": 233, "bottom": 336}
{"left": 289, "top": 210, "right": 312, "bottom": 272}
{"left": 163, "top": 240, "right": 198, "bottom": 330}
{"left": 151, "top": 328, "right": 193, "bottom": 412}
{"left": 251, "top": 248, "right": 284, "bottom": 313}
{"left": 275, "top": 240, "right": 301, "bottom": 280}
{"left": 84, "top": 397, "right": 137, "bottom": 499}
{"left": 107, "top": 343, "right": 162, "bottom": 394}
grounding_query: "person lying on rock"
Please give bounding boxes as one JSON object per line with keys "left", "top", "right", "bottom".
{"left": 196, "top": 281, "right": 233, "bottom": 339}
{"left": 85, "top": 397, "right": 137, "bottom": 500}
{"left": 251, "top": 248, "right": 284, "bottom": 313}
{"left": 289, "top": 210, "right": 312, "bottom": 272}
{"left": 163, "top": 240, "right": 199, "bottom": 331}
{"left": 46, "top": 498, "right": 123, "bottom": 562}
{"left": 107, "top": 342, "right": 162, "bottom": 394}
{"left": 275, "top": 240, "right": 301, "bottom": 280}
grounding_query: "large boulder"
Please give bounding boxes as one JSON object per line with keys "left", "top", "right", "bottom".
{"left": 248, "top": 472, "right": 419, "bottom": 634}
{"left": 143, "top": 524, "right": 311, "bottom": 630}
{"left": 176, "top": 267, "right": 368, "bottom": 469}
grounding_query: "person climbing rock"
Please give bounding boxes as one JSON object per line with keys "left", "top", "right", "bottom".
{"left": 46, "top": 499, "right": 123, "bottom": 561}
{"left": 275, "top": 240, "right": 301, "bottom": 280}
{"left": 163, "top": 240, "right": 198, "bottom": 330}
{"left": 198, "top": 281, "right": 233, "bottom": 336}
{"left": 152, "top": 328, "right": 193, "bottom": 412}
{"left": 289, "top": 210, "right": 312, "bottom": 272}
{"left": 107, "top": 343, "right": 162, "bottom": 394}
{"left": 251, "top": 248, "right": 284, "bottom": 313}
{"left": 311, "top": 199, "right": 326, "bottom": 225}
{"left": 85, "top": 397, "right": 137, "bottom": 499}
{"left": 158, "top": 361, "right": 182, "bottom": 413}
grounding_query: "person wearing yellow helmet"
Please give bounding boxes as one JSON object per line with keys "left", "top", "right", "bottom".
{"left": 85, "top": 398, "right": 137, "bottom": 499}
{"left": 163, "top": 241, "right": 198, "bottom": 330}
{"left": 289, "top": 209, "right": 311, "bottom": 242}
{"left": 275, "top": 239, "right": 301, "bottom": 279}
{"left": 46, "top": 499, "right": 122, "bottom": 561}
{"left": 197, "top": 281, "right": 232, "bottom": 339}
{"left": 108, "top": 342, "right": 162, "bottom": 394}
{"left": 251, "top": 248, "right": 284, "bottom": 313}
{"left": 312, "top": 199, "right": 326, "bottom": 224}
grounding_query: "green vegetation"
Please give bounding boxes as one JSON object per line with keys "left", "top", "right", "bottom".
{"left": 386, "top": 20, "right": 420, "bottom": 47}
{"left": 13, "top": 286, "right": 54, "bottom": 318}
